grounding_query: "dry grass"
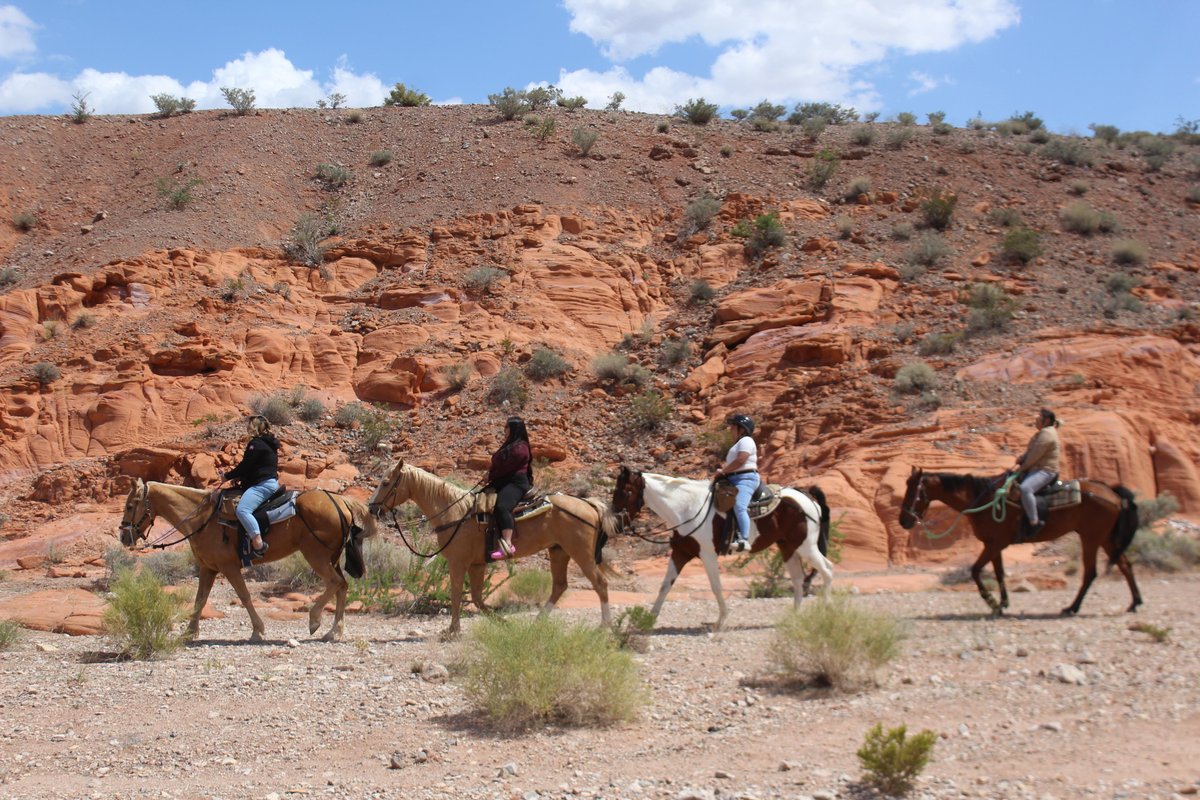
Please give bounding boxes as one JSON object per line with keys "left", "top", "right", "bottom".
{"left": 769, "top": 594, "right": 905, "bottom": 689}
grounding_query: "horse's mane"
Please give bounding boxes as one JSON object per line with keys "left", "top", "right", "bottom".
{"left": 401, "top": 463, "right": 472, "bottom": 506}
{"left": 931, "top": 472, "right": 999, "bottom": 499}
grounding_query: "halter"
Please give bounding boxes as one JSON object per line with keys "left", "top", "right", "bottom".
{"left": 120, "top": 480, "right": 154, "bottom": 542}
{"left": 615, "top": 471, "right": 718, "bottom": 543}
{"left": 375, "top": 467, "right": 486, "bottom": 559}
{"left": 905, "top": 472, "right": 1017, "bottom": 540}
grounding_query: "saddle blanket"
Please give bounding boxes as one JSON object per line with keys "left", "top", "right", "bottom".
{"left": 218, "top": 488, "right": 300, "bottom": 531}
{"left": 1005, "top": 479, "right": 1081, "bottom": 512}
{"left": 715, "top": 482, "right": 782, "bottom": 519}
{"left": 472, "top": 491, "right": 554, "bottom": 523}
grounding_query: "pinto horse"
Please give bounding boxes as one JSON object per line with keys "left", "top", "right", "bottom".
{"left": 368, "top": 460, "right": 620, "bottom": 637}
{"left": 612, "top": 467, "right": 833, "bottom": 631}
{"left": 898, "top": 467, "right": 1142, "bottom": 616}
{"left": 120, "top": 479, "right": 377, "bottom": 642}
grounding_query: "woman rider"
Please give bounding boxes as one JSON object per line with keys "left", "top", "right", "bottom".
{"left": 224, "top": 414, "right": 281, "bottom": 559}
{"left": 487, "top": 416, "right": 533, "bottom": 560}
{"left": 714, "top": 413, "right": 759, "bottom": 553}
{"left": 1012, "top": 408, "right": 1061, "bottom": 535}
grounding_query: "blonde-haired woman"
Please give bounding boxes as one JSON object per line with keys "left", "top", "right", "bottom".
{"left": 224, "top": 414, "right": 282, "bottom": 558}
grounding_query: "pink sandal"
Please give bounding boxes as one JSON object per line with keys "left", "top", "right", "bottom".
{"left": 490, "top": 541, "right": 516, "bottom": 561}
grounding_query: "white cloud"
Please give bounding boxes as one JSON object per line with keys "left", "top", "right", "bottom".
{"left": 0, "top": 5, "right": 36, "bottom": 59}
{"left": 908, "top": 70, "right": 949, "bottom": 96}
{"left": 0, "top": 48, "right": 390, "bottom": 114}
{"left": 559, "top": 0, "right": 1018, "bottom": 112}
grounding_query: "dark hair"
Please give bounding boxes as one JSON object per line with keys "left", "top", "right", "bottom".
{"left": 1040, "top": 408, "right": 1057, "bottom": 426}
{"left": 503, "top": 416, "right": 530, "bottom": 446}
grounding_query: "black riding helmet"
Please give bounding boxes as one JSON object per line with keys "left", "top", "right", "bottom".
{"left": 728, "top": 413, "right": 754, "bottom": 435}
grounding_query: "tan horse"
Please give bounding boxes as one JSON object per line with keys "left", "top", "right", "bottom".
{"left": 120, "top": 479, "right": 377, "bottom": 642}
{"left": 368, "top": 460, "right": 619, "bottom": 637}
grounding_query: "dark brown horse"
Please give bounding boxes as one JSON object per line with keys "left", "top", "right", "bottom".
{"left": 898, "top": 467, "right": 1142, "bottom": 616}
{"left": 613, "top": 467, "right": 832, "bottom": 631}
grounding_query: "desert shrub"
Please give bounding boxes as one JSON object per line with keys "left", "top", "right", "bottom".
{"left": 1089, "top": 123, "right": 1120, "bottom": 144}
{"left": 809, "top": 149, "right": 839, "bottom": 190}
{"left": 920, "top": 191, "right": 957, "bottom": 230}
{"left": 684, "top": 194, "right": 722, "bottom": 232}
{"left": 917, "top": 332, "right": 958, "bottom": 356}
{"left": 689, "top": 279, "right": 715, "bottom": 304}
{"left": 40, "top": 320, "right": 61, "bottom": 340}
{"left": 750, "top": 116, "right": 779, "bottom": 133}
{"left": 926, "top": 111, "right": 946, "bottom": 126}
{"left": 1012, "top": 110, "right": 1044, "bottom": 130}
{"left": 656, "top": 120, "right": 669, "bottom": 133}
{"left": 769, "top": 594, "right": 904, "bottom": 689}
{"left": 141, "top": 550, "right": 196, "bottom": 585}
{"left": 957, "top": 140, "right": 977, "bottom": 154}
{"left": 527, "top": 115, "right": 557, "bottom": 142}
{"left": 732, "top": 109, "right": 750, "bottom": 122}
{"left": 526, "top": 348, "right": 570, "bottom": 381}
{"left": 886, "top": 128, "right": 914, "bottom": 150}
{"left": 572, "top": 127, "right": 599, "bottom": 156}
{"left": 220, "top": 87, "right": 255, "bottom": 115}
{"left": 611, "top": 605, "right": 656, "bottom": 651}
{"left": 1106, "top": 272, "right": 1138, "bottom": 295}
{"left": 334, "top": 402, "right": 371, "bottom": 428}
{"left": 747, "top": 212, "right": 787, "bottom": 256}
{"left": 383, "top": 82, "right": 431, "bottom": 107}
{"left": 1112, "top": 239, "right": 1148, "bottom": 266}
{"left": 988, "top": 207, "right": 1022, "bottom": 227}
{"left": 1029, "top": 128, "right": 1050, "bottom": 144}
{"left": 457, "top": 615, "right": 645, "bottom": 729}
{"left": 557, "top": 95, "right": 588, "bottom": 111}
{"left": 31, "top": 362, "right": 60, "bottom": 385}
{"left": 246, "top": 393, "right": 292, "bottom": 425}
{"left": 0, "top": 619, "right": 22, "bottom": 651}
{"left": 103, "top": 569, "right": 189, "bottom": 659}
{"left": 1130, "top": 621, "right": 1172, "bottom": 643}
{"left": 440, "top": 362, "right": 472, "bottom": 391}
{"left": 1138, "top": 135, "right": 1176, "bottom": 171}
{"left": 592, "top": 352, "right": 631, "bottom": 384}
{"left": 835, "top": 215, "right": 855, "bottom": 239}
{"left": 1041, "top": 138, "right": 1094, "bottom": 167}
{"left": 502, "top": 569, "right": 553, "bottom": 607}
{"left": 734, "top": 547, "right": 791, "bottom": 599}
{"left": 254, "top": 551, "right": 323, "bottom": 591}
{"left": 103, "top": 544, "right": 137, "bottom": 587}
{"left": 749, "top": 100, "right": 786, "bottom": 122}
{"left": 525, "top": 85, "right": 559, "bottom": 110}
{"left": 857, "top": 723, "right": 938, "bottom": 797}
{"left": 70, "top": 91, "right": 92, "bottom": 123}
{"left": 315, "top": 91, "right": 345, "bottom": 110}
{"left": 283, "top": 213, "right": 331, "bottom": 267}
{"left": 896, "top": 112, "right": 917, "bottom": 126}
{"left": 675, "top": 98, "right": 718, "bottom": 125}
{"left": 314, "top": 163, "right": 351, "bottom": 190}
{"left": 488, "top": 368, "right": 528, "bottom": 407}
{"left": 347, "top": 539, "right": 408, "bottom": 613}
{"left": 1001, "top": 227, "right": 1041, "bottom": 264}
{"left": 1068, "top": 180, "right": 1090, "bottom": 196}
{"left": 965, "top": 283, "right": 1015, "bottom": 335}
{"left": 1127, "top": 528, "right": 1199, "bottom": 572}
{"left": 906, "top": 232, "right": 950, "bottom": 267}
{"left": 844, "top": 176, "right": 872, "bottom": 201}
{"left": 396, "top": 531, "right": 504, "bottom": 614}
{"left": 150, "top": 93, "right": 193, "bottom": 117}
{"left": 369, "top": 149, "right": 393, "bottom": 167}
{"left": 156, "top": 176, "right": 202, "bottom": 210}
{"left": 894, "top": 362, "right": 936, "bottom": 394}
{"left": 891, "top": 222, "right": 914, "bottom": 241}
{"left": 850, "top": 126, "right": 876, "bottom": 146}
{"left": 464, "top": 266, "right": 506, "bottom": 295}
{"left": 605, "top": 91, "right": 625, "bottom": 111}
{"left": 800, "top": 116, "right": 827, "bottom": 142}
{"left": 659, "top": 339, "right": 691, "bottom": 367}
{"left": 72, "top": 311, "right": 96, "bottom": 329}
{"left": 627, "top": 391, "right": 673, "bottom": 431}
{"left": 12, "top": 210, "right": 36, "bottom": 231}
{"left": 345, "top": 111, "right": 363, "bottom": 124}
{"left": 1060, "top": 202, "right": 1117, "bottom": 236}
{"left": 789, "top": 101, "right": 857, "bottom": 126}
{"left": 297, "top": 397, "right": 326, "bottom": 422}
{"left": 1188, "top": 186, "right": 1200, "bottom": 203}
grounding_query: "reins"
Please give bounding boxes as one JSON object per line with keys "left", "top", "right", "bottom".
{"left": 142, "top": 489, "right": 222, "bottom": 550}
{"left": 380, "top": 474, "right": 487, "bottom": 559}
{"left": 621, "top": 479, "right": 718, "bottom": 544}
{"left": 911, "top": 473, "right": 1018, "bottom": 540}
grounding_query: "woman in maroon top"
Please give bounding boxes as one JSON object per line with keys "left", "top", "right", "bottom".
{"left": 487, "top": 416, "right": 533, "bottom": 560}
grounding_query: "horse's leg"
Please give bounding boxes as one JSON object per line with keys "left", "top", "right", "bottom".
{"left": 444, "top": 559, "right": 467, "bottom": 638}
{"left": 792, "top": 534, "right": 834, "bottom": 605}
{"left": 306, "top": 559, "right": 338, "bottom": 636}
{"left": 991, "top": 551, "right": 1009, "bottom": 611}
{"left": 1063, "top": 538, "right": 1099, "bottom": 616}
{"left": 542, "top": 545, "right": 571, "bottom": 618}
{"left": 325, "top": 564, "right": 349, "bottom": 643}
{"left": 568, "top": 550, "right": 611, "bottom": 629}
{"left": 1110, "top": 554, "right": 1143, "bottom": 613}
{"left": 467, "top": 562, "right": 490, "bottom": 614}
{"left": 304, "top": 553, "right": 348, "bottom": 642}
{"left": 801, "top": 567, "right": 818, "bottom": 597}
{"left": 696, "top": 549, "right": 730, "bottom": 631}
{"left": 223, "top": 567, "right": 266, "bottom": 642}
{"left": 649, "top": 542, "right": 697, "bottom": 622}
{"left": 187, "top": 565, "right": 218, "bottom": 639}
{"left": 970, "top": 545, "right": 1003, "bottom": 615}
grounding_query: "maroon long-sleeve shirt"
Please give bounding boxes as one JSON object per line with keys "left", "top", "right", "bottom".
{"left": 488, "top": 441, "right": 531, "bottom": 483}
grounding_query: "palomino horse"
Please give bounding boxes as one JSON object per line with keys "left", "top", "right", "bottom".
{"left": 612, "top": 467, "right": 834, "bottom": 631}
{"left": 120, "top": 479, "right": 377, "bottom": 642}
{"left": 368, "top": 460, "right": 620, "bottom": 637}
{"left": 898, "top": 467, "right": 1142, "bottom": 616}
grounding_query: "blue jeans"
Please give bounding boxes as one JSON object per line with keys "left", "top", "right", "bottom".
{"left": 724, "top": 472, "right": 760, "bottom": 541}
{"left": 237, "top": 479, "right": 279, "bottom": 538}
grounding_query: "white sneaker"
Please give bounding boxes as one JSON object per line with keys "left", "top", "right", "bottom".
{"left": 735, "top": 539, "right": 751, "bottom": 553}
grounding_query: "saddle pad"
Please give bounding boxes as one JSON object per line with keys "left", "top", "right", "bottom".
{"left": 473, "top": 488, "right": 543, "bottom": 517}
{"left": 715, "top": 482, "right": 783, "bottom": 518}
{"left": 1005, "top": 480, "right": 1081, "bottom": 512}
{"left": 218, "top": 489, "right": 299, "bottom": 527}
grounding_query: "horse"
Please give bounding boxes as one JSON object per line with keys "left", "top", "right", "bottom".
{"left": 898, "top": 467, "right": 1142, "bottom": 616}
{"left": 368, "top": 460, "right": 620, "bottom": 637}
{"left": 119, "top": 478, "right": 377, "bottom": 642}
{"left": 612, "top": 467, "right": 834, "bottom": 631}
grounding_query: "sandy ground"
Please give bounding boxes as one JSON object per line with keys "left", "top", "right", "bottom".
{"left": 0, "top": 563, "right": 1197, "bottom": 800}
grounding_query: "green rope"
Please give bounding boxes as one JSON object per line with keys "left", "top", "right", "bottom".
{"left": 920, "top": 473, "right": 1018, "bottom": 540}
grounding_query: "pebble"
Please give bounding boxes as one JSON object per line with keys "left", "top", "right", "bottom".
{"left": 1048, "top": 663, "right": 1088, "bottom": 686}
{"left": 1040, "top": 721, "right": 1064, "bottom": 732}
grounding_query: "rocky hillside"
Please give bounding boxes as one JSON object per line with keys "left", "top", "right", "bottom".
{"left": 1, "top": 104, "right": 1198, "bottom": 566}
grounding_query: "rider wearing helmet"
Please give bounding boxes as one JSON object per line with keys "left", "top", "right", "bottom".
{"left": 224, "top": 414, "right": 281, "bottom": 559}
{"left": 714, "top": 413, "right": 759, "bottom": 552}
{"left": 1013, "top": 408, "right": 1061, "bottom": 536}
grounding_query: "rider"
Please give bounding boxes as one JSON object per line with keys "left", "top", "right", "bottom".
{"left": 714, "top": 413, "right": 759, "bottom": 552}
{"left": 1012, "top": 408, "right": 1061, "bottom": 536}
{"left": 224, "top": 414, "right": 281, "bottom": 559}
{"left": 487, "top": 416, "right": 533, "bottom": 561}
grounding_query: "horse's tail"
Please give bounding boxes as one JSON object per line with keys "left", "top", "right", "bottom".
{"left": 340, "top": 497, "right": 378, "bottom": 580}
{"left": 1109, "top": 485, "right": 1139, "bottom": 566}
{"left": 807, "top": 485, "right": 831, "bottom": 557}
{"left": 583, "top": 497, "right": 620, "bottom": 578}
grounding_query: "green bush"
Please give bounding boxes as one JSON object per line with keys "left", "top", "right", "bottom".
{"left": 12, "top": 210, "right": 36, "bottom": 231}
{"left": 605, "top": 92, "right": 625, "bottom": 111}
{"left": 528, "top": 115, "right": 557, "bottom": 142}
{"left": 396, "top": 531, "right": 503, "bottom": 614}
{"left": 369, "top": 149, "right": 394, "bottom": 167}
{"left": 0, "top": 620, "right": 23, "bottom": 651}
{"left": 557, "top": 95, "right": 587, "bottom": 111}
{"left": 593, "top": 352, "right": 631, "bottom": 384}
{"left": 906, "top": 232, "right": 950, "bottom": 267}
{"left": 627, "top": 390, "right": 673, "bottom": 431}
{"left": 249, "top": 551, "right": 323, "bottom": 590}
{"left": 800, "top": 116, "right": 827, "bottom": 142}
{"left": 502, "top": 569, "right": 553, "bottom": 607}
{"left": 141, "top": 550, "right": 196, "bottom": 585}
{"left": 283, "top": 213, "right": 331, "bottom": 267}
{"left": 747, "top": 212, "right": 787, "bottom": 256}
{"left": 1060, "top": 202, "right": 1118, "bottom": 236}
{"left": 440, "top": 362, "right": 472, "bottom": 391}
{"left": 917, "top": 332, "right": 958, "bottom": 356}
{"left": 335, "top": 402, "right": 371, "bottom": 428}
{"left": 896, "top": 112, "right": 917, "bottom": 126}
{"left": 891, "top": 222, "right": 914, "bottom": 241}
{"left": 315, "top": 163, "right": 351, "bottom": 190}
{"left": 103, "top": 569, "right": 189, "bottom": 659}
{"left": 72, "top": 311, "right": 96, "bottom": 330}
{"left": 458, "top": 616, "right": 646, "bottom": 729}
{"left": 250, "top": 393, "right": 294, "bottom": 426}
{"left": 788, "top": 102, "right": 857, "bottom": 126}
{"left": 844, "top": 176, "right": 872, "bottom": 201}
{"left": 31, "top": 362, "right": 60, "bottom": 385}
{"left": 689, "top": 279, "right": 715, "bottom": 304}
{"left": 1089, "top": 123, "right": 1120, "bottom": 144}
{"left": 220, "top": 87, "right": 255, "bottom": 115}
{"left": 920, "top": 191, "right": 957, "bottom": 231}
{"left": 345, "top": 110, "right": 363, "bottom": 124}
{"left": 1112, "top": 239, "right": 1148, "bottom": 266}
{"left": 1029, "top": 128, "right": 1050, "bottom": 144}
{"left": 769, "top": 594, "right": 904, "bottom": 689}
{"left": 70, "top": 91, "right": 92, "bottom": 124}
{"left": 526, "top": 348, "right": 571, "bottom": 381}
{"left": 857, "top": 723, "right": 938, "bottom": 797}
{"left": 675, "top": 98, "right": 718, "bottom": 125}
{"left": 1002, "top": 227, "right": 1041, "bottom": 264}
{"left": 719, "top": 145, "right": 733, "bottom": 158}
{"left": 656, "top": 120, "right": 669, "bottom": 133}
{"left": 383, "top": 82, "right": 431, "bottom": 107}
{"left": 156, "top": 176, "right": 202, "bottom": 210}
{"left": 809, "top": 149, "right": 839, "bottom": 190}
{"left": 348, "top": 538, "right": 407, "bottom": 612}
{"left": 750, "top": 100, "right": 786, "bottom": 122}
{"left": 684, "top": 194, "right": 722, "bottom": 232}
{"left": 850, "top": 126, "right": 876, "bottom": 146}
{"left": 150, "top": 93, "right": 194, "bottom": 117}
{"left": 611, "top": 605, "right": 657, "bottom": 650}
{"left": 895, "top": 362, "right": 936, "bottom": 394}
{"left": 488, "top": 368, "right": 528, "bottom": 408}
{"left": 659, "top": 339, "right": 691, "bottom": 367}
{"left": 297, "top": 397, "right": 326, "bottom": 422}
{"left": 886, "top": 128, "right": 914, "bottom": 150}
{"left": 965, "top": 283, "right": 1015, "bottom": 335}
{"left": 572, "top": 127, "right": 599, "bottom": 156}
{"left": 464, "top": 266, "right": 507, "bottom": 295}
{"left": 988, "top": 207, "right": 1022, "bottom": 227}
{"left": 1041, "top": 138, "right": 1094, "bottom": 167}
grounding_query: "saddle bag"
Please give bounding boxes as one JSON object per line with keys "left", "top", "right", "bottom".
{"left": 715, "top": 481, "right": 782, "bottom": 519}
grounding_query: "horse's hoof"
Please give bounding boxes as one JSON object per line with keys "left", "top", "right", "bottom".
{"left": 249, "top": 630, "right": 265, "bottom": 643}
{"left": 439, "top": 628, "right": 461, "bottom": 642}
{"left": 308, "top": 619, "right": 321, "bottom": 635}
{"left": 1060, "top": 607, "right": 1077, "bottom": 617}
{"left": 322, "top": 631, "right": 343, "bottom": 643}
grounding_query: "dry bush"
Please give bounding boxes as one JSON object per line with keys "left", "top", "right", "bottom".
{"left": 103, "top": 569, "right": 189, "bottom": 659}
{"left": 769, "top": 594, "right": 904, "bottom": 689}
{"left": 499, "top": 569, "right": 553, "bottom": 608}
{"left": 894, "top": 362, "right": 936, "bottom": 394}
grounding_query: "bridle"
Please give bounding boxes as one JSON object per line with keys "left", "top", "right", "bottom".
{"left": 120, "top": 481, "right": 154, "bottom": 544}
{"left": 613, "top": 469, "right": 717, "bottom": 543}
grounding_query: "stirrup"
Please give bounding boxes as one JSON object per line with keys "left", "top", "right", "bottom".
{"left": 251, "top": 541, "right": 269, "bottom": 559}
{"left": 490, "top": 541, "right": 516, "bottom": 561}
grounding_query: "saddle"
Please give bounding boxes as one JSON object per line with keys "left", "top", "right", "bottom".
{"left": 714, "top": 481, "right": 782, "bottom": 519}
{"left": 472, "top": 488, "right": 554, "bottom": 563}
{"left": 1006, "top": 477, "right": 1081, "bottom": 541}
{"left": 218, "top": 487, "right": 299, "bottom": 563}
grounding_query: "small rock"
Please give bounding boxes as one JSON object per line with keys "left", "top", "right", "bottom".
{"left": 1048, "top": 663, "right": 1088, "bottom": 686}
{"left": 499, "top": 761, "right": 518, "bottom": 777}
{"left": 812, "top": 791, "right": 837, "bottom": 800}
{"left": 1076, "top": 650, "right": 1097, "bottom": 665}
{"left": 35, "top": 643, "right": 58, "bottom": 653}
{"left": 675, "top": 789, "right": 714, "bottom": 800}
{"left": 389, "top": 753, "right": 405, "bottom": 770}
{"left": 1016, "top": 647, "right": 1029, "bottom": 657}
{"left": 287, "top": 639, "right": 300, "bottom": 648}
{"left": 715, "top": 770, "right": 734, "bottom": 779}
{"left": 420, "top": 662, "right": 449, "bottom": 683}
{"left": 1040, "top": 721, "right": 1064, "bottom": 732}
{"left": 779, "top": 760, "right": 801, "bottom": 772}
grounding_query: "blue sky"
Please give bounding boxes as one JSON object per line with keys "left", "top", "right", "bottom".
{"left": 0, "top": 1, "right": 1195, "bottom": 133}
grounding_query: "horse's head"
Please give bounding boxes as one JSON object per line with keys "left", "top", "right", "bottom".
{"left": 120, "top": 478, "right": 155, "bottom": 546}
{"left": 612, "top": 466, "right": 646, "bottom": 529}
{"left": 898, "top": 466, "right": 930, "bottom": 530}
{"left": 369, "top": 460, "right": 410, "bottom": 516}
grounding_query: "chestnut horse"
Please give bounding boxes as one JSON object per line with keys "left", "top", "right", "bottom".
{"left": 898, "top": 467, "right": 1142, "bottom": 616}
{"left": 368, "top": 460, "right": 619, "bottom": 637}
{"left": 613, "top": 467, "right": 833, "bottom": 631}
{"left": 120, "top": 479, "right": 377, "bottom": 642}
